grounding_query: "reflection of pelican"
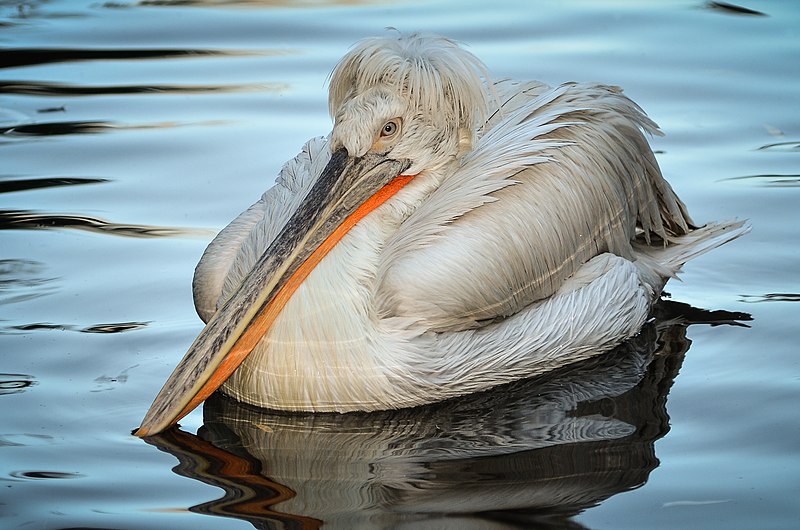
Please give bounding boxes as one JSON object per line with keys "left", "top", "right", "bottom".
{"left": 146, "top": 301, "right": 748, "bottom": 528}
{"left": 136, "top": 33, "right": 748, "bottom": 436}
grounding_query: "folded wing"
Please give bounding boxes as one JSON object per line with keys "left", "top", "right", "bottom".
{"left": 375, "top": 80, "right": 693, "bottom": 331}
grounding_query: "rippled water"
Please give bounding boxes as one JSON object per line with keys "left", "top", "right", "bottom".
{"left": 2, "top": 1, "right": 798, "bottom": 529}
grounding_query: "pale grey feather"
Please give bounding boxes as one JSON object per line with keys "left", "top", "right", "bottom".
{"left": 377, "top": 80, "right": 695, "bottom": 331}
{"left": 193, "top": 135, "right": 331, "bottom": 322}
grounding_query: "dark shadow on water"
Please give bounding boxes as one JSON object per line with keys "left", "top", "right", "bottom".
{"left": 0, "top": 48, "right": 236, "bottom": 69}
{"left": 703, "top": 1, "right": 767, "bottom": 17}
{"left": 37, "top": 106, "right": 67, "bottom": 113}
{"left": 0, "top": 120, "right": 115, "bottom": 136}
{"left": 0, "top": 321, "right": 150, "bottom": 335}
{"left": 0, "top": 209, "right": 210, "bottom": 238}
{"left": 0, "top": 176, "right": 108, "bottom": 194}
{"left": 0, "top": 373, "right": 37, "bottom": 395}
{"left": 720, "top": 174, "right": 800, "bottom": 188}
{"left": 9, "top": 470, "right": 85, "bottom": 480}
{"left": 0, "top": 433, "right": 53, "bottom": 447}
{"left": 740, "top": 293, "right": 800, "bottom": 303}
{"left": 0, "top": 258, "right": 57, "bottom": 305}
{"left": 145, "top": 300, "right": 751, "bottom": 530}
{"left": 755, "top": 140, "right": 800, "bottom": 152}
{"left": 0, "top": 80, "right": 279, "bottom": 97}
{"left": 652, "top": 297, "right": 752, "bottom": 326}
{"left": 82, "top": 322, "right": 151, "bottom": 333}
{"left": 104, "top": 0, "right": 381, "bottom": 9}
{"left": 0, "top": 119, "right": 230, "bottom": 138}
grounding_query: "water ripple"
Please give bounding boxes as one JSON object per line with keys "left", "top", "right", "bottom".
{"left": 0, "top": 176, "right": 108, "bottom": 194}
{"left": 0, "top": 373, "right": 37, "bottom": 396}
{"left": 103, "top": 0, "right": 377, "bottom": 8}
{"left": 3, "top": 321, "right": 150, "bottom": 334}
{"left": 756, "top": 141, "right": 800, "bottom": 152}
{"left": 0, "top": 80, "right": 282, "bottom": 97}
{"left": 720, "top": 174, "right": 800, "bottom": 187}
{"left": 1, "top": 120, "right": 114, "bottom": 136}
{"left": 740, "top": 293, "right": 800, "bottom": 303}
{"left": 705, "top": 1, "right": 768, "bottom": 17}
{"left": 9, "top": 470, "right": 85, "bottom": 480}
{"left": 0, "top": 209, "right": 211, "bottom": 238}
{"left": 0, "top": 259, "right": 57, "bottom": 306}
{"left": 82, "top": 322, "right": 151, "bottom": 333}
{"left": 0, "top": 433, "right": 53, "bottom": 447}
{"left": 92, "top": 365, "right": 139, "bottom": 392}
{"left": 0, "top": 48, "right": 247, "bottom": 69}
{"left": 0, "top": 119, "right": 230, "bottom": 137}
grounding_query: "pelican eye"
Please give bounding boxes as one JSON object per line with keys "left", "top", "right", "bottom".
{"left": 380, "top": 120, "right": 400, "bottom": 138}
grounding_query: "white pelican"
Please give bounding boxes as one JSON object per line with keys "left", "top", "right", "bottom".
{"left": 136, "top": 33, "right": 748, "bottom": 436}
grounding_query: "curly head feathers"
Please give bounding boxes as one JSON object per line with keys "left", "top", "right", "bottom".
{"left": 328, "top": 33, "right": 490, "bottom": 138}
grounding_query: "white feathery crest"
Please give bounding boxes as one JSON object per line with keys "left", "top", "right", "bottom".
{"left": 328, "top": 33, "right": 490, "bottom": 136}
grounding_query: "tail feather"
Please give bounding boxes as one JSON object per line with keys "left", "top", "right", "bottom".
{"left": 633, "top": 219, "right": 751, "bottom": 290}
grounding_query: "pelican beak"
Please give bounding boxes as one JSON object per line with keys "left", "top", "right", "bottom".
{"left": 135, "top": 148, "right": 412, "bottom": 437}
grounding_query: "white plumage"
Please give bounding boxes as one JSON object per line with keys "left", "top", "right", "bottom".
{"left": 188, "top": 33, "right": 747, "bottom": 413}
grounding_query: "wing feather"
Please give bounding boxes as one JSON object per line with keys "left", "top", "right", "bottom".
{"left": 377, "top": 81, "right": 692, "bottom": 331}
{"left": 192, "top": 136, "right": 330, "bottom": 322}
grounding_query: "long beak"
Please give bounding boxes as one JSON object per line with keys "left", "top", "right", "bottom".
{"left": 135, "top": 148, "right": 412, "bottom": 437}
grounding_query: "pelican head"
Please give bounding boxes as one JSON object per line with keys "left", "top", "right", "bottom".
{"left": 136, "top": 33, "right": 489, "bottom": 436}
{"left": 328, "top": 33, "right": 489, "bottom": 174}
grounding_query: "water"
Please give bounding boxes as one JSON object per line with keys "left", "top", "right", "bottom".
{"left": 2, "top": 0, "right": 798, "bottom": 528}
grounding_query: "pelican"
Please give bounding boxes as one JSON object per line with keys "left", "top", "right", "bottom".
{"left": 136, "top": 33, "right": 748, "bottom": 436}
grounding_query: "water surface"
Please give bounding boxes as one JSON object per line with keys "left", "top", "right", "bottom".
{"left": 2, "top": 1, "right": 799, "bottom": 528}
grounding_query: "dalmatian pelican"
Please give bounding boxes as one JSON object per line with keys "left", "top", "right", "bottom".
{"left": 136, "top": 33, "right": 748, "bottom": 436}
